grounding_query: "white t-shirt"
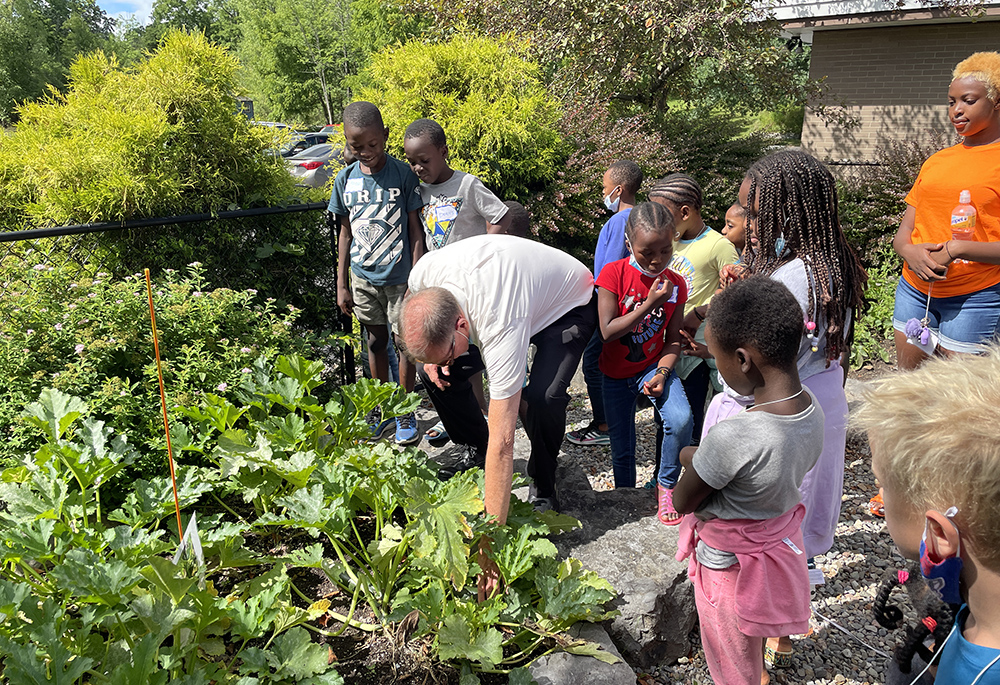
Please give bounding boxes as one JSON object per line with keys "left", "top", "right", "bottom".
{"left": 408, "top": 235, "right": 594, "bottom": 399}
{"left": 417, "top": 170, "right": 508, "bottom": 250}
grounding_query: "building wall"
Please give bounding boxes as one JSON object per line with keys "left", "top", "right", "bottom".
{"left": 802, "top": 21, "right": 999, "bottom": 162}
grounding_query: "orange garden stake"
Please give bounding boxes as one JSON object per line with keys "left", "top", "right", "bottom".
{"left": 145, "top": 269, "right": 184, "bottom": 541}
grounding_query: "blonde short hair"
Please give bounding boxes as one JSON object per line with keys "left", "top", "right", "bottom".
{"left": 854, "top": 347, "right": 1000, "bottom": 572}
{"left": 953, "top": 52, "right": 1000, "bottom": 103}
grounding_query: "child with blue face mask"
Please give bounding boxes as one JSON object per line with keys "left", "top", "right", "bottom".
{"left": 595, "top": 202, "right": 693, "bottom": 521}
{"left": 855, "top": 348, "right": 1000, "bottom": 684}
{"left": 566, "top": 160, "right": 643, "bottom": 448}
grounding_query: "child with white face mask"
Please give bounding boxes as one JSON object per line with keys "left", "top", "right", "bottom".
{"left": 595, "top": 202, "right": 694, "bottom": 522}
{"left": 855, "top": 349, "right": 1000, "bottom": 684}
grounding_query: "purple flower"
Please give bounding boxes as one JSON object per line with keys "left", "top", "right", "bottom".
{"left": 193, "top": 291, "right": 203, "bottom": 297}
{"left": 75, "top": 344, "right": 84, "bottom": 354}
{"left": 54, "top": 323, "right": 62, "bottom": 330}
{"left": 241, "top": 347, "right": 252, "bottom": 353}
{"left": 25, "top": 329, "right": 33, "bottom": 335}
{"left": 217, "top": 383, "right": 228, "bottom": 392}
{"left": 32, "top": 264, "right": 46, "bottom": 271}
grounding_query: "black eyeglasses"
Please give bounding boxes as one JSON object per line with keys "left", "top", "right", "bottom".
{"left": 441, "top": 333, "right": 458, "bottom": 367}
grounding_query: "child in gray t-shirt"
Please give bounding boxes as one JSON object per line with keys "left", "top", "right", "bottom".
{"left": 403, "top": 118, "right": 511, "bottom": 251}
{"left": 673, "top": 276, "right": 824, "bottom": 685}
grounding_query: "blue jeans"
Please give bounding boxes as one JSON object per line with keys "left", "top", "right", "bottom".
{"left": 893, "top": 277, "right": 1000, "bottom": 354}
{"left": 603, "top": 365, "right": 693, "bottom": 489}
{"left": 581, "top": 329, "right": 606, "bottom": 426}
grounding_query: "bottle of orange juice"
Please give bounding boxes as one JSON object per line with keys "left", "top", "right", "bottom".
{"left": 950, "top": 189, "right": 976, "bottom": 264}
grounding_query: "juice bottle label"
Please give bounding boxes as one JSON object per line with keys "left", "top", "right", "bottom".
{"left": 951, "top": 214, "right": 974, "bottom": 229}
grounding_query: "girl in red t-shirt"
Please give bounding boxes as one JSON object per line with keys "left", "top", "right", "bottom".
{"left": 596, "top": 202, "right": 694, "bottom": 524}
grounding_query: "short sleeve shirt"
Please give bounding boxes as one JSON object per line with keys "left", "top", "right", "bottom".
{"left": 903, "top": 140, "right": 1000, "bottom": 298}
{"left": 407, "top": 235, "right": 594, "bottom": 399}
{"left": 692, "top": 393, "right": 824, "bottom": 521}
{"left": 329, "top": 155, "right": 423, "bottom": 286}
{"left": 669, "top": 226, "right": 740, "bottom": 314}
{"left": 417, "top": 170, "right": 508, "bottom": 250}
{"left": 595, "top": 259, "right": 687, "bottom": 379}
{"left": 593, "top": 209, "right": 632, "bottom": 278}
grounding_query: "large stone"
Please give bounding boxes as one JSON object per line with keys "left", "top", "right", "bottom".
{"left": 528, "top": 622, "right": 637, "bottom": 685}
{"left": 553, "top": 462, "right": 696, "bottom": 670}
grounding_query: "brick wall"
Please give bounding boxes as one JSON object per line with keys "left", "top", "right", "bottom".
{"left": 802, "top": 21, "right": 1000, "bottom": 162}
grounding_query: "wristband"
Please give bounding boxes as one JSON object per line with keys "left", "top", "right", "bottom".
{"left": 694, "top": 307, "right": 705, "bottom": 321}
{"left": 655, "top": 367, "right": 671, "bottom": 378}
{"left": 945, "top": 242, "right": 954, "bottom": 261}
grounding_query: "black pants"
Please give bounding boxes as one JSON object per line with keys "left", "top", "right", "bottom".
{"left": 680, "top": 361, "right": 711, "bottom": 444}
{"left": 419, "top": 296, "right": 597, "bottom": 498}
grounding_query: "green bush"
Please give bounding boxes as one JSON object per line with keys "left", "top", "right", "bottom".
{"left": 527, "top": 101, "right": 680, "bottom": 264}
{"left": 0, "top": 29, "right": 295, "bottom": 230}
{"left": 654, "top": 106, "right": 775, "bottom": 228}
{"left": 356, "top": 34, "right": 565, "bottom": 201}
{"left": 0, "top": 261, "right": 328, "bottom": 476}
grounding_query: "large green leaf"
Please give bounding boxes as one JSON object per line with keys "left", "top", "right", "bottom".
{"left": 404, "top": 475, "right": 483, "bottom": 590}
{"left": 50, "top": 548, "right": 143, "bottom": 606}
{"left": 140, "top": 556, "right": 198, "bottom": 605}
{"left": 22, "top": 388, "right": 87, "bottom": 443}
{"left": 275, "top": 354, "right": 325, "bottom": 394}
{"left": 436, "top": 613, "right": 503, "bottom": 667}
{"left": 240, "top": 626, "right": 333, "bottom": 681}
{"left": 534, "top": 558, "right": 616, "bottom": 628}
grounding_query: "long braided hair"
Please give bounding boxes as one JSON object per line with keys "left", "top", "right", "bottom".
{"left": 742, "top": 150, "right": 867, "bottom": 362}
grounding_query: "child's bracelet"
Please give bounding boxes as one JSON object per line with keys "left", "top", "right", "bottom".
{"left": 945, "top": 242, "right": 954, "bottom": 261}
{"left": 695, "top": 307, "right": 706, "bottom": 321}
{"left": 655, "top": 367, "right": 671, "bottom": 378}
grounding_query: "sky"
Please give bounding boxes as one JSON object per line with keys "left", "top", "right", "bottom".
{"left": 98, "top": 0, "right": 154, "bottom": 27}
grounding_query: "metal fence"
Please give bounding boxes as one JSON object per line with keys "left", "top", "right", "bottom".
{"left": 0, "top": 203, "right": 357, "bottom": 385}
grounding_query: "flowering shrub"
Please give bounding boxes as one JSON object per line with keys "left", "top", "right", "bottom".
{"left": 527, "top": 102, "right": 679, "bottom": 264}
{"left": 0, "top": 261, "right": 329, "bottom": 477}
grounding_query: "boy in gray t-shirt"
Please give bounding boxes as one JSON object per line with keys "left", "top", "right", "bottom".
{"left": 673, "top": 276, "right": 825, "bottom": 685}
{"left": 403, "top": 118, "right": 511, "bottom": 250}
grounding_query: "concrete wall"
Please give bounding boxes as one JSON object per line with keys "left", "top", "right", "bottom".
{"left": 802, "top": 21, "right": 1000, "bottom": 162}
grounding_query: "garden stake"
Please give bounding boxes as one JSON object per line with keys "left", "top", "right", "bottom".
{"left": 145, "top": 269, "right": 184, "bottom": 542}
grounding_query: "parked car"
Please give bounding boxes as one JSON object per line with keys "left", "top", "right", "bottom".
{"left": 286, "top": 144, "right": 342, "bottom": 188}
{"left": 318, "top": 124, "right": 342, "bottom": 134}
{"left": 279, "top": 132, "right": 332, "bottom": 157}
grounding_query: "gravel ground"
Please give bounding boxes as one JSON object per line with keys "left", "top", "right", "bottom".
{"left": 556, "top": 385, "right": 913, "bottom": 685}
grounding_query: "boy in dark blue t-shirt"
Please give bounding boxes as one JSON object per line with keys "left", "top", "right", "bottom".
{"left": 331, "top": 101, "right": 425, "bottom": 445}
{"left": 565, "top": 160, "right": 642, "bottom": 447}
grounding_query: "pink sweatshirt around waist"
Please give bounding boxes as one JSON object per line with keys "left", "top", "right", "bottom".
{"left": 676, "top": 502, "right": 811, "bottom": 637}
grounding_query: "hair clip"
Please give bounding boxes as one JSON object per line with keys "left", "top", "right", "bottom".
{"left": 805, "top": 320, "right": 819, "bottom": 353}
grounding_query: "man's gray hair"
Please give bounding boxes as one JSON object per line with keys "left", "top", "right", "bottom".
{"left": 399, "top": 287, "right": 462, "bottom": 361}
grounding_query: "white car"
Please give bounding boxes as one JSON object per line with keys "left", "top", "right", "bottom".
{"left": 286, "top": 144, "right": 341, "bottom": 188}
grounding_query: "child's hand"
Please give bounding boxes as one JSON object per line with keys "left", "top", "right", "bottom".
{"left": 681, "top": 330, "right": 713, "bottom": 359}
{"left": 647, "top": 276, "right": 674, "bottom": 306}
{"left": 424, "top": 363, "right": 452, "bottom": 390}
{"left": 337, "top": 286, "right": 354, "bottom": 316}
{"left": 643, "top": 373, "right": 666, "bottom": 398}
{"left": 719, "top": 264, "right": 748, "bottom": 288}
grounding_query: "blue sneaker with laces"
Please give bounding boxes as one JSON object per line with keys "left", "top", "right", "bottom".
{"left": 366, "top": 406, "right": 394, "bottom": 441}
{"left": 394, "top": 412, "right": 420, "bottom": 446}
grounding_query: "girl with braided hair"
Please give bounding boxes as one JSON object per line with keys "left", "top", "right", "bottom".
{"left": 892, "top": 52, "right": 1000, "bottom": 370}
{"left": 707, "top": 149, "right": 867, "bottom": 677}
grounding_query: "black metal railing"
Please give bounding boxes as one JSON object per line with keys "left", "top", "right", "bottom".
{"left": 0, "top": 203, "right": 357, "bottom": 385}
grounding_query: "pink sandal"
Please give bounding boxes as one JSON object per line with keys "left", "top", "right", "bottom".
{"left": 657, "top": 484, "right": 682, "bottom": 526}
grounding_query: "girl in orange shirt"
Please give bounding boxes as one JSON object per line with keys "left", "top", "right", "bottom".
{"left": 893, "top": 52, "right": 1000, "bottom": 369}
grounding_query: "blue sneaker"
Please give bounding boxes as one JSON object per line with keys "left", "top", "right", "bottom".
{"left": 394, "top": 412, "right": 420, "bottom": 446}
{"left": 366, "top": 406, "right": 393, "bottom": 441}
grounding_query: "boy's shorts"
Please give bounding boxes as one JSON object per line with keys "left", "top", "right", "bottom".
{"left": 352, "top": 278, "right": 407, "bottom": 336}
